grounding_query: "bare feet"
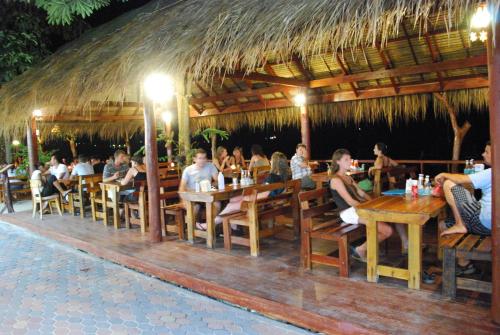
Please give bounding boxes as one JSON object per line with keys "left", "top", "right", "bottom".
{"left": 440, "top": 224, "right": 467, "bottom": 236}
{"left": 62, "top": 189, "right": 71, "bottom": 198}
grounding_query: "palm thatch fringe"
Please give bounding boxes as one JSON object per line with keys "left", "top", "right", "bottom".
{"left": 0, "top": 0, "right": 496, "bottom": 136}
{"left": 192, "top": 90, "right": 488, "bottom": 132}
{"left": 36, "top": 122, "right": 144, "bottom": 142}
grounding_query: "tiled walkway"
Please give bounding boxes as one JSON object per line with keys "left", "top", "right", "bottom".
{"left": 0, "top": 221, "right": 315, "bottom": 335}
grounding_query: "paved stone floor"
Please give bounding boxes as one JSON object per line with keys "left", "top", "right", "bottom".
{"left": 0, "top": 221, "right": 316, "bottom": 335}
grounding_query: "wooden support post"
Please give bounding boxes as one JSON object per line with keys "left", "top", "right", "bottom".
{"left": 487, "top": 20, "right": 500, "bottom": 324}
{"left": 176, "top": 76, "right": 192, "bottom": 164}
{"left": 26, "top": 117, "right": 38, "bottom": 175}
{"left": 0, "top": 165, "right": 14, "bottom": 214}
{"left": 144, "top": 100, "right": 162, "bottom": 243}
{"left": 164, "top": 121, "right": 173, "bottom": 162}
{"left": 125, "top": 131, "right": 132, "bottom": 156}
{"left": 299, "top": 105, "right": 311, "bottom": 157}
{"left": 4, "top": 134, "right": 12, "bottom": 164}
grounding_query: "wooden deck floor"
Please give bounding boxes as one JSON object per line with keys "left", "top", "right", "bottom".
{"left": 1, "top": 209, "right": 498, "bottom": 335}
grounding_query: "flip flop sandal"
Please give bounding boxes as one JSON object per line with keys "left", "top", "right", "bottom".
{"left": 456, "top": 262, "right": 476, "bottom": 276}
{"left": 422, "top": 271, "right": 436, "bottom": 284}
{"left": 350, "top": 245, "right": 367, "bottom": 263}
{"left": 196, "top": 222, "right": 207, "bottom": 231}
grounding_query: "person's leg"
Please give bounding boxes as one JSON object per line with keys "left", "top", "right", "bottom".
{"left": 394, "top": 224, "right": 408, "bottom": 252}
{"left": 441, "top": 180, "right": 468, "bottom": 236}
{"left": 51, "top": 178, "right": 71, "bottom": 197}
{"left": 355, "top": 220, "right": 393, "bottom": 258}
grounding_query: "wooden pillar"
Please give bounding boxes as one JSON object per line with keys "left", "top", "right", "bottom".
{"left": 144, "top": 100, "right": 162, "bottom": 243}
{"left": 164, "top": 122, "right": 173, "bottom": 162}
{"left": 176, "top": 76, "right": 191, "bottom": 164}
{"left": 26, "top": 117, "right": 38, "bottom": 175}
{"left": 4, "top": 134, "right": 12, "bottom": 164}
{"left": 488, "top": 20, "right": 500, "bottom": 324}
{"left": 299, "top": 105, "right": 311, "bottom": 158}
{"left": 125, "top": 131, "right": 132, "bottom": 156}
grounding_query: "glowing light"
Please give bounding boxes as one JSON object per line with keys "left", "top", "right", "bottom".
{"left": 170, "top": 162, "right": 175, "bottom": 167}
{"left": 12, "top": 140, "right": 20, "bottom": 146}
{"left": 479, "top": 30, "right": 488, "bottom": 42}
{"left": 33, "top": 109, "right": 43, "bottom": 117}
{"left": 471, "top": 5, "right": 490, "bottom": 29}
{"left": 294, "top": 93, "right": 306, "bottom": 107}
{"left": 470, "top": 31, "right": 478, "bottom": 42}
{"left": 161, "top": 111, "right": 172, "bottom": 124}
{"left": 144, "top": 73, "right": 175, "bottom": 102}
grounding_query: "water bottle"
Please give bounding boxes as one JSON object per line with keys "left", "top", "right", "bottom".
{"left": 464, "top": 160, "right": 470, "bottom": 174}
{"left": 418, "top": 174, "right": 424, "bottom": 190}
{"left": 469, "top": 159, "right": 475, "bottom": 174}
{"left": 195, "top": 181, "right": 200, "bottom": 192}
{"left": 217, "top": 172, "right": 225, "bottom": 190}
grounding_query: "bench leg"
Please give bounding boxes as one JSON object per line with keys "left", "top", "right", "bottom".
{"left": 176, "top": 211, "right": 185, "bottom": 240}
{"left": 222, "top": 218, "right": 232, "bottom": 250}
{"left": 124, "top": 204, "right": 130, "bottom": 229}
{"left": 300, "top": 229, "right": 312, "bottom": 270}
{"left": 249, "top": 220, "right": 259, "bottom": 257}
{"left": 443, "top": 247, "right": 457, "bottom": 298}
{"left": 339, "top": 235, "right": 349, "bottom": 277}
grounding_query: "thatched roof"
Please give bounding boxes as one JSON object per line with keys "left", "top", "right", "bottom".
{"left": 0, "top": 0, "right": 496, "bottom": 138}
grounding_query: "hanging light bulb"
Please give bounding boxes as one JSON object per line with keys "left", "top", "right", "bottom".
{"left": 293, "top": 93, "right": 306, "bottom": 107}
{"left": 471, "top": 5, "right": 490, "bottom": 29}
{"left": 470, "top": 31, "right": 478, "bottom": 42}
{"left": 144, "top": 73, "right": 175, "bottom": 102}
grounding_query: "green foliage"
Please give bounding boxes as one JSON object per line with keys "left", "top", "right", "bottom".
{"left": 11, "top": 143, "right": 54, "bottom": 176}
{"left": 194, "top": 128, "right": 229, "bottom": 144}
{"left": 33, "top": 0, "right": 112, "bottom": 25}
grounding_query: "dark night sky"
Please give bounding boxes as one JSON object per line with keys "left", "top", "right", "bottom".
{"left": 41, "top": 1, "right": 491, "bottom": 164}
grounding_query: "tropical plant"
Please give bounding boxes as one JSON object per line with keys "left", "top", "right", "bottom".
{"left": 11, "top": 143, "right": 54, "bottom": 176}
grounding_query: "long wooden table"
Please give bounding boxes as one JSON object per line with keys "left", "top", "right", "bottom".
{"left": 179, "top": 184, "right": 258, "bottom": 248}
{"left": 356, "top": 195, "right": 447, "bottom": 289}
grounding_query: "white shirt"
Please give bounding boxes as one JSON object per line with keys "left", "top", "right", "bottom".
{"left": 31, "top": 170, "right": 42, "bottom": 181}
{"left": 71, "top": 162, "right": 94, "bottom": 177}
{"left": 50, "top": 164, "right": 70, "bottom": 180}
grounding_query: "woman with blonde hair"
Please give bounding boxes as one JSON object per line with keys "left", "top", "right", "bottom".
{"left": 229, "top": 146, "right": 247, "bottom": 169}
{"left": 213, "top": 146, "right": 230, "bottom": 172}
{"left": 330, "top": 148, "right": 393, "bottom": 262}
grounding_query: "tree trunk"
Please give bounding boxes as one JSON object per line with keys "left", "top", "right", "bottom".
{"left": 68, "top": 138, "right": 77, "bottom": 159}
{"left": 176, "top": 76, "right": 192, "bottom": 165}
{"left": 211, "top": 133, "right": 217, "bottom": 160}
{"left": 434, "top": 93, "right": 471, "bottom": 172}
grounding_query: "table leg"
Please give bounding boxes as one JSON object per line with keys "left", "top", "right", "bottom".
{"left": 112, "top": 189, "right": 119, "bottom": 229}
{"left": 366, "top": 219, "right": 379, "bottom": 283}
{"left": 101, "top": 185, "right": 108, "bottom": 226}
{"left": 206, "top": 202, "right": 215, "bottom": 249}
{"left": 408, "top": 224, "right": 422, "bottom": 289}
{"left": 185, "top": 201, "right": 195, "bottom": 244}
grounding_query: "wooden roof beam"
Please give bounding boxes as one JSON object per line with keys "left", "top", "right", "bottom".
{"left": 189, "top": 85, "right": 297, "bottom": 104}
{"left": 361, "top": 48, "right": 382, "bottom": 87}
{"left": 309, "top": 54, "right": 486, "bottom": 88}
{"left": 195, "top": 82, "right": 222, "bottom": 112}
{"left": 191, "top": 75, "right": 487, "bottom": 117}
{"left": 402, "top": 22, "right": 425, "bottom": 82}
{"left": 292, "top": 55, "right": 314, "bottom": 80}
{"left": 263, "top": 63, "right": 296, "bottom": 101}
{"left": 424, "top": 33, "right": 445, "bottom": 90}
{"left": 376, "top": 44, "right": 399, "bottom": 94}
{"left": 222, "top": 71, "right": 309, "bottom": 88}
{"left": 335, "top": 54, "right": 358, "bottom": 97}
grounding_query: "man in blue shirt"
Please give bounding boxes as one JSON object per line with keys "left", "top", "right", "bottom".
{"left": 436, "top": 141, "right": 491, "bottom": 238}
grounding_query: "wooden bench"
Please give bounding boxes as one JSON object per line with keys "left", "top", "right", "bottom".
{"left": 0, "top": 176, "right": 31, "bottom": 203}
{"left": 299, "top": 188, "right": 364, "bottom": 277}
{"left": 67, "top": 174, "right": 101, "bottom": 219}
{"left": 252, "top": 165, "right": 271, "bottom": 184}
{"left": 221, "top": 180, "right": 300, "bottom": 256}
{"left": 372, "top": 165, "right": 417, "bottom": 196}
{"left": 85, "top": 175, "right": 104, "bottom": 222}
{"left": 441, "top": 233, "right": 492, "bottom": 298}
{"left": 159, "top": 179, "right": 185, "bottom": 239}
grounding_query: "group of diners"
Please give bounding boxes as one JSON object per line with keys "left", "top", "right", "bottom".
{"left": 29, "top": 150, "right": 147, "bottom": 205}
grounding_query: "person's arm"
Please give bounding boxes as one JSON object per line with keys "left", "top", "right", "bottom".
{"left": 240, "top": 155, "right": 247, "bottom": 169}
{"left": 352, "top": 178, "right": 371, "bottom": 200}
{"left": 228, "top": 156, "right": 235, "bottom": 166}
{"left": 120, "top": 168, "right": 136, "bottom": 186}
{"left": 212, "top": 158, "right": 222, "bottom": 171}
{"left": 179, "top": 178, "right": 188, "bottom": 192}
{"left": 248, "top": 157, "right": 255, "bottom": 170}
{"left": 373, "top": 156, "right": 384, "bottom": 169}
{"left": 435, "top": 172, "right": 471, "bottom": 185}
{"left": 330, "top": 178, "right": 361, "bottom": 207}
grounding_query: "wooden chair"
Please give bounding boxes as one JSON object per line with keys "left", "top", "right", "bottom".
{"left": 123, "top": 181, "right": 148, "bottom": 233}
{"left": 221, "top": 181, "right": 299, "bottom": 256}
{"left": 30, "top": 179, "right": 62, "bottom": 219}
{"left": 372, "top": 166, "right": 418, "bottom": 196}
{"left": 299, "top": 188, "right": 363, "bottom": 277}
{"left": 66, "top": 174, "right": 100, "bottom": 219}
{"left": 252, "top": 165, "right": 271, "bottom": 184}
{"left": 160, "top": 179, "right": 185, "bottom": 239}
{"left": 85, "top": 175, "right": 104, "bottom": 221}
{"left": 441, "top": 233, "right": 492, "bottom": 298}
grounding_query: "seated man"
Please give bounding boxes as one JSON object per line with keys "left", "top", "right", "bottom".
{"left": 179, "top": 149, "right": 220, "bottom": 230}
{"left": 103, "top": 150, "right": 130, "bottom": 182}
{"left": 71, "top": 155, "right": 94, "bottom": 179}
{"left": 290, "top": 143, "right": 315, "bottom": 190}
{"left": 90, "top": 156, "right": 105, "bottom": 174}
{"left": 42, "top": 155, "right": 71, "bottom": 197}
{"left": 435, "top": 141, "right": 491, "bottom": 272}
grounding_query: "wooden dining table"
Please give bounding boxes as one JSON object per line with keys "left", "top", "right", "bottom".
{"left": 179, "top": 184, "right": 258, "bottom": 248}
{"left": 356, "top": 195, "right": 447, "bottom": 289}
{"left": 99, "top": 181, "right": 134, "bottom": 229}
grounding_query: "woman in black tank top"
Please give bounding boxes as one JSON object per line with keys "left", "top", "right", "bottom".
{"left": 121, "top": 155, "right": 147, "bottom": 203}
{"left": 330, "top": 149, "right": 394, "bottom": 262}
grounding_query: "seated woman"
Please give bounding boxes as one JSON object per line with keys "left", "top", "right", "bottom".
{"left": 120, "top": 155, "right": 147, "bottom": 203}
{"left": 229, "top": 146, "right": 247, "bottom": 169}
{"left": 330, "top": 149, "right": 393, "bottom": 262}
{"left": 212, "top": 146, "right": 231, "bottom": 172}
{"left": 368, "top": 142, "right": 398, "bottom": 176}
{"left": 215, "top": 151, "right": 289, "bottom": 226}
{"left": 248, "top": 144, "right": 270, "bottom": 171}
{"left": 368, "top": 142, "right": 408, "bottom": 253}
